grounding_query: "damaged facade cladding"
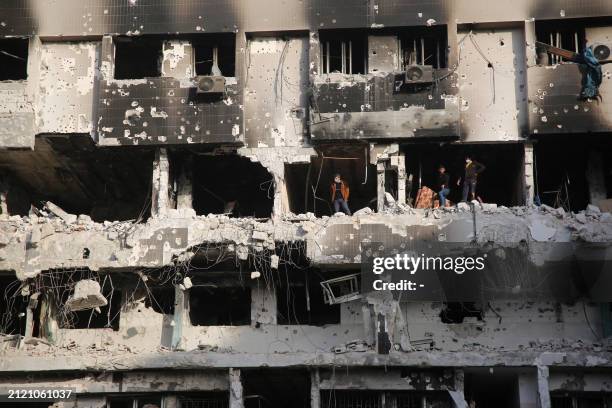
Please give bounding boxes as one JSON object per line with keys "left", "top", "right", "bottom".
{"left": 1, "top": 1, "right": 612, "bottom": 408}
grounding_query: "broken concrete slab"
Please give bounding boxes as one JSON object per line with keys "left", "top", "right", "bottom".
{"left": 44, "top": 202, "right": 77, "bottom": 224}
{"left": 65, "top": 279, "right": 107, "bottom": 311}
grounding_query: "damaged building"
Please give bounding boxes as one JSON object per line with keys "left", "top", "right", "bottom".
{"left": 1, "top": 1, "right": 612, "bottom": 407}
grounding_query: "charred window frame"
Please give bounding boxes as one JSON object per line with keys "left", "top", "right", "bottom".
{"left": 398, "top": 25, "right": 448, "bottom": 69}
{"left": 0, "top": 274, "right": 27, "bottom": 336}
{"left": 551, "top": 392, "right": 612, "bottom": 408}
{"left": 107, "top": 395, "right": 163, "bottom": 408}
{"left": 193, "top": 33, "right": 236, "bottom": 77}
{"left": 144, "top": 286, "right": 175, "bottom": 315}
{"left": 114, "top": 36, "right": 163, "bottom": 79}
{"left": 320, "top": 390, "right": 451, "bottom": 408}
{"left": 535, "top": 20, "right": 586, "bottom": 65}
{"left": 276, "top": 270, "right": 341, "bottom": 326}
{"left": 179, "top": 392, "right": 230, "bottom": 408}
{"left": 53, "top": 269, "right": 123, "bottom": 331}
{"left": 319, "top": 29, "right": 367, "bottom": 74}
{"left": 440, "top": 302, "right": 483, "bottom": 324}
{"left": 0, "top": 37, "right": 29, "bottom": 80}
{"left": 189, "top": 286, "right": 251, "bottom": 326}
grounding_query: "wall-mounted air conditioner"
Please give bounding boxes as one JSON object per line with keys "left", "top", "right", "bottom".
{"left": 404, "top": 65, "right": 434, "bottom": 84}
{"left": 196, "top": 75, "right": 226, "bottom": 94}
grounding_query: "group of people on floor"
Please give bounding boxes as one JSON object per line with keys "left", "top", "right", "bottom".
{"left": 330, "top": 156, "right": 486, "bottom": 215}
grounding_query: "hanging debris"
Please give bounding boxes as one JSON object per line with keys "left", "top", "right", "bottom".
{"left": 65, "top": 279, "right": 107, "bottom": 311}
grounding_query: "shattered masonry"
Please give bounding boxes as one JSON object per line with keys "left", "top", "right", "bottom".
{"left": 0, "top": 1, "right": 612, "bottom": 408}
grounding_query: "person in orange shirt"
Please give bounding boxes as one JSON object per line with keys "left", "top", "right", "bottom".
{"left": 330, "top": 173, "right": 351, "bottom": 215}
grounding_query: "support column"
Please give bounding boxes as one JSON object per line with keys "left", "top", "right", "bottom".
{"left": 250, "top": 281, "right": 277, "bottom": 326}
{"left": 152, "top": 148, "right": 170, "bottom": 218}
{"left": 396, "top": 151, "right": 406, "bottom": 205}
{"left": 229, "top": 368, "right": 244, "bottom": 408}
{"left": 524, "top": 142, "right": 535, "bottom": 206}
{"left": 524, "top": 20, "right": 538, "bottom": 67}
{"left": 587, "top": 150, "right": 607, "bottom": 206}
{"left": 451, "top": 369, "right": 468, "bottom": 408}
{"left": 377, "top": 162, "right": 386, "bottom": 212}
{"left": 537, "top": 366, "right": 551, "bottom": 408}
{"left": 171, "top": 285, "right": 187, "bottom": 351}
{"left": 176, "top": 156, "right": 193, "bottom": 211}
{"left": 163, "top": 396, "right": 179, "bottom": 408}
{"left": 310, "top": 368, "right": 321, "bottom": 408}
{"left": 273, "top": 173, "right": 287, "bottom": 219}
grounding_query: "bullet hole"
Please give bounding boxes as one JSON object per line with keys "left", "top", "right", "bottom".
{"left": 82, "top": 248, "right": 90, "bottom": 259}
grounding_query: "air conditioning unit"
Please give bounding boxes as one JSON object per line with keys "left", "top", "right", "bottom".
{"left": 196, "top": 75, "right": 226, "bottom": 94}
{"left": 585, "top": 27, "right": 612, "bottom": 61}
{"left": 404, "top": 65, "right": 434, "bottom": 84}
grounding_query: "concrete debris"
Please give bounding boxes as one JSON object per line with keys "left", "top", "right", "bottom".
{"left": 44, "top": 201, "right": 77, "bottom": 224}
{"left": 251, "top": 230, "right": 269, "bottom": 241}
{"left": 65, "top": 279, "right": 107, "bottom": 311}
{"left": 457, "top": 202, "right": 470, "bottom": 211}
{"left": 333, "top": 339, "right": 370, "bottom": 353}
{"left": 270, "top": 254, "right": 279, "bottom": 269}
{"left": 250, "top": 271, "right": 261, "bottom": 279}
{"left": 182, "top": 277, "right": 193, "bottom": 289}
{"left": 353, "top": 207, "right": 373, "bottom": 216}
{"left": 384, "top": 192, "right": 396, "bottom": 206}
{"left": 575, "top": 213, "right": 588, "bottom": 224}
{"left": 585, "top": 204, "right": 601, "bottom": 216}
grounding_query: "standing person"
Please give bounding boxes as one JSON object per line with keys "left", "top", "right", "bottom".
{"left": 330, "top": 173, "right": 351, "bottom": 215}
{"left": 457, "top": 156, "right": 486, "bottom": 202}
{"left": 436, "top": 165, "right": 450, "bottom": 208}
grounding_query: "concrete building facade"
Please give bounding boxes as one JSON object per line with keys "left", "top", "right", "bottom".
{"left": 0, "top": 1, "right": 612, "bottom": 407}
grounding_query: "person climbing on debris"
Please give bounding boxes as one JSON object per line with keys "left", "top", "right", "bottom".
{"left": 436, "top": 165, "right": 451, "bottom": 208}
{"left": 573, "top": 40, "right": 603, "bottom": 100}
{"left": 330, "top": 173, "right": 351, "bottom": 215}
{"left": 536, "top": 39, "right": 606, "bottom": 100}
{"left": 458, "top": 156, "right": 486, "bottom": 203}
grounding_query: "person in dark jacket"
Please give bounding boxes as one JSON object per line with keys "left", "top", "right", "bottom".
{"left": 457, "top": 156, "right": 486, "bottom": 202}
{"left": 436, "top": 165, "right": 451, "bottom": 207}
{"left": 330, "top": 173, "right": 351, "bottom": 215}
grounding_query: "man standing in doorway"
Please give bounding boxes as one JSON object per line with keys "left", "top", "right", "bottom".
{"left": 330, "top": 173, "right": 351, "bottom": 215}
{"left": 458, "top": 156, "right": 486, "bottom": 202}
{"left": 437, "top": 165, "right": 450, "bottom": 208}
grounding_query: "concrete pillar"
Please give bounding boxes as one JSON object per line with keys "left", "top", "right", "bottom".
{"left": 377, "top": 162, "right": 386, "bottom": 212}
{"left": 518, "top": 370, "right": 539, "bottom": 408}
{"left": 152, "top": 148, "right": 170, "bottom": 218}
{"left": 587, "top": 150, "right": 607, "bottom": 206}
{"left": 274, "top": 173, "right": 288, "bottom": 218}
{"left": 450, "top": 369, "right": 468, "bottom": 408}
{"left": 361, "top": 304, "right": 376, "bottom": 346}
{"left": 100, "top": 36, "right": 115, "bottom": 82}
{"left": 396, "top": 151, "right": 406, "bottom": 205}
{"left": 310, "top": 368, "right": 321, "bottom": 408}
{"left": 171, "top": 285, "right": 187, "bottom": 350}
{"left": 536, "top": 366, "right": 551, "bottom": 408}
{"left": 524, "top": 143, "right": 535, "bottom": 206}
{"left": 176, "top": 157, "right": 193, "bottom": 211}
{"left": 164, "top": 396, "right": 179, "bottom": 408}
{"left": 251, "top": 281, "right": 277, "bottom": 325}
{"left": 229, "top": 368, "right": 244, "bottom": 408}
{"left": 524, "top": 20, "right": 538, "bottom": 67}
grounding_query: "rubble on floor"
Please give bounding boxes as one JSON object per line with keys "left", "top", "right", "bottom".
{"left": 1, "top": 203, "right": 611, "bottom": 279}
